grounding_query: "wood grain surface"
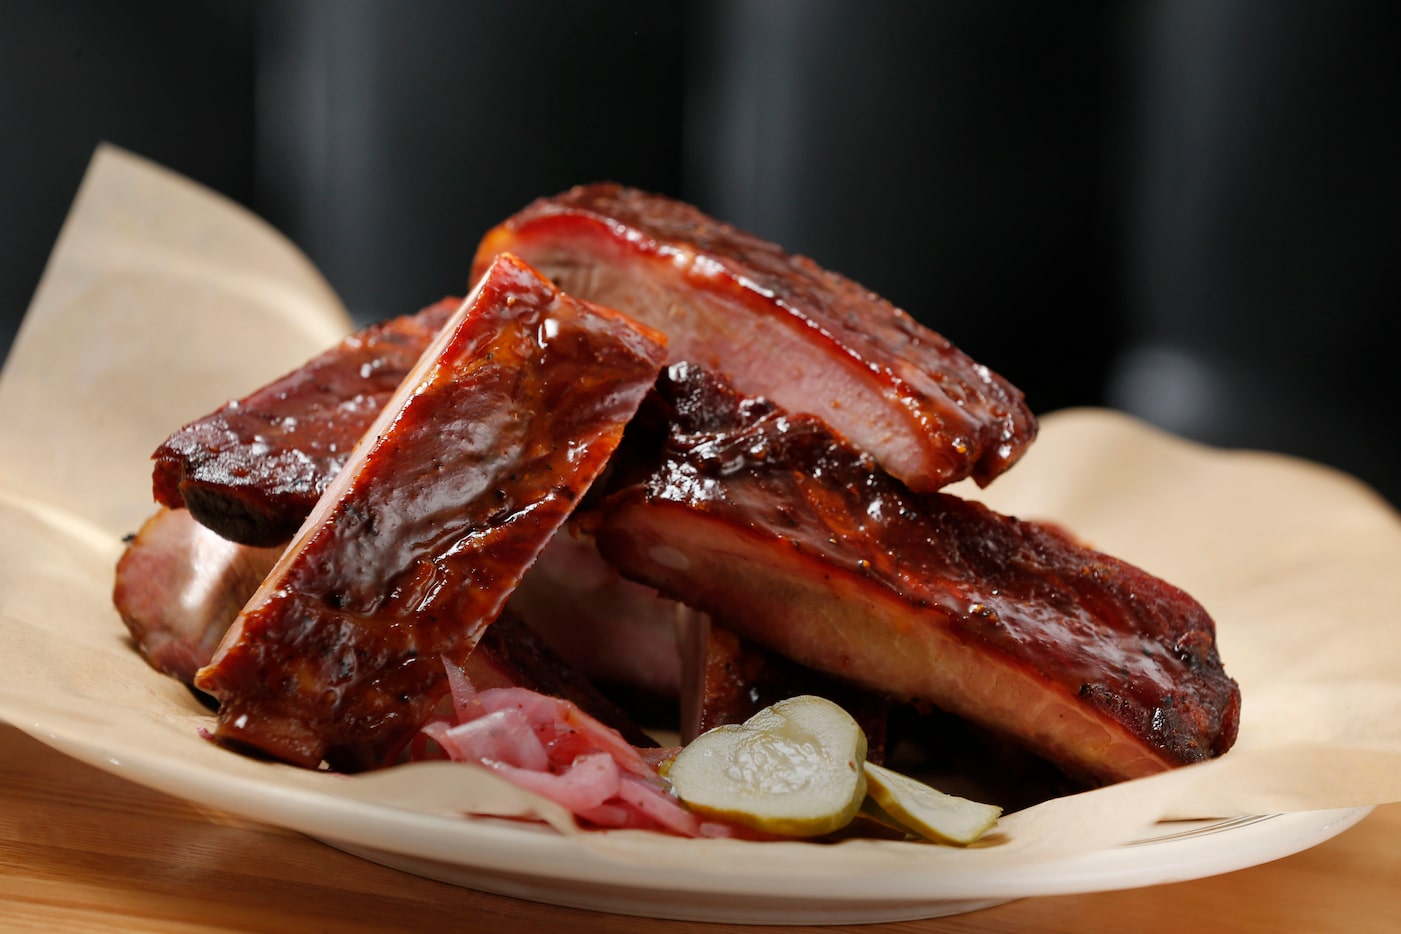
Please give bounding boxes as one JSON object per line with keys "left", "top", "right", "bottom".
{"left": 1, "top": 722, "right": 1396, "bottom": 933}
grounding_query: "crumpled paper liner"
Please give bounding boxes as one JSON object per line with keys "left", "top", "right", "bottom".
{"left": 2, "top": 146, "right": 1399, "bottom": 880}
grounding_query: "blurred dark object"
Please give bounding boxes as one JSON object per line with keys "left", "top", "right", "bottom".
{"left": 0, "top": 0, "right": 254, "bottom": 363}
{"left": 2, "top": 1, "right": 1398, "bottom": 504}
{"left": 1108, "top": 0, "right": 1401, "bottom": 504}
{"left": 253, "top": 1, "right": 685, "bottom": 324}
{"left": 684, "top": 1, "right": 1121, "bottom": 415}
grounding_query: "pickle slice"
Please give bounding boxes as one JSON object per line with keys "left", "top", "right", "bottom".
{"left": 862, "top": 761, "right": 1002, "bottom": 845}
{"left": 667, "top": 695, "right": 868, "bottom": 837}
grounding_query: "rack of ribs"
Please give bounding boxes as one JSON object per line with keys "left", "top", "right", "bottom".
{"left": 129, "top": 187, "right": 1238, "bottom": 791}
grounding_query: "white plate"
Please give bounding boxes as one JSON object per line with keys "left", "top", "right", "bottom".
{"left": 10, "top": 724, "right": 1375, "bottom": 924}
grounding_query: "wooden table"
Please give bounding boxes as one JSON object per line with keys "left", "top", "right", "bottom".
{"left": 1, "top": 723, "right": 1396, "bottom": 933}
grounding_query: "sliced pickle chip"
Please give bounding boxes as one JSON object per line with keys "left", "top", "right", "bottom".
{"left": 820, "top": 799, "right": 914, "bottom": 841}
{"left": 667, "top": 695, "right": 868, "bottom": 837}
{"left": 862, "top": 761, "right": 1002, "bottom": 846}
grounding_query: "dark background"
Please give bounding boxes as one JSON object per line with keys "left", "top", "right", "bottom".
{"left": 4, "top": 1, "right": 1399, "bottom": 504}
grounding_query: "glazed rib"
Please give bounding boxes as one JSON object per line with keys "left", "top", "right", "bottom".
{"left": 153, "top": 297, "right": 458, "bottom": 546}
{"left": 473, "top": 184, "right": 1037, "bottom": 492}
{"left": 583, "top": 364, "right": 1240, "bottom": 784}
{"left": 194, "top": 255, "right": 668, "bottom": 770}
{"left": 112, "top": 507, "right": 656, "bottom": 746}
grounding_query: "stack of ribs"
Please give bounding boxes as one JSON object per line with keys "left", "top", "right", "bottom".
{"left": 116, "top": 185, "right": 1239, "bottom": 790}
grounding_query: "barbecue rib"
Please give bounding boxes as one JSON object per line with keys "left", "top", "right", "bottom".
{"left": 473, "top": 183, "right": 1037, "bottom": 493}
{"left": 194, "top": 255, "right": 668, "bottom": 769}
{"left": 583, "top": 364, "right": 1240, "bottom": 785}
{"left": 114, "top": 508, "right": 282, "bottom": 684}
{"left": 153, "top": 297, "right": 458, "bottom": 546}
{"left": 113, "top": 507, "right": 656, "bottom": 746}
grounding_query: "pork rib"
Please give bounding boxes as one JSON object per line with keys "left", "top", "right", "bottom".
{"left": 114, "top": 508, "right": 282, "bottom": 684}
{"left": 473, "top": 183, "right": 1037, "bottom": 493}
{"left": 583, "top": 364, "right": 1240, "bottom": 785}
{"left": 112, "top": 507, "right": 656, "bottom": 746}
{"left": 153, "top": 297, "right": 458, "bottom": 546}
{"left": 194, "top": 255, "right": 668, "bottom": 770}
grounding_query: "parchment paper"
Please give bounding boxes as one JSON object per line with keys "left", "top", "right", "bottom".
{"left": 2, "top": 146, "right": 1399, "bottom": 879}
